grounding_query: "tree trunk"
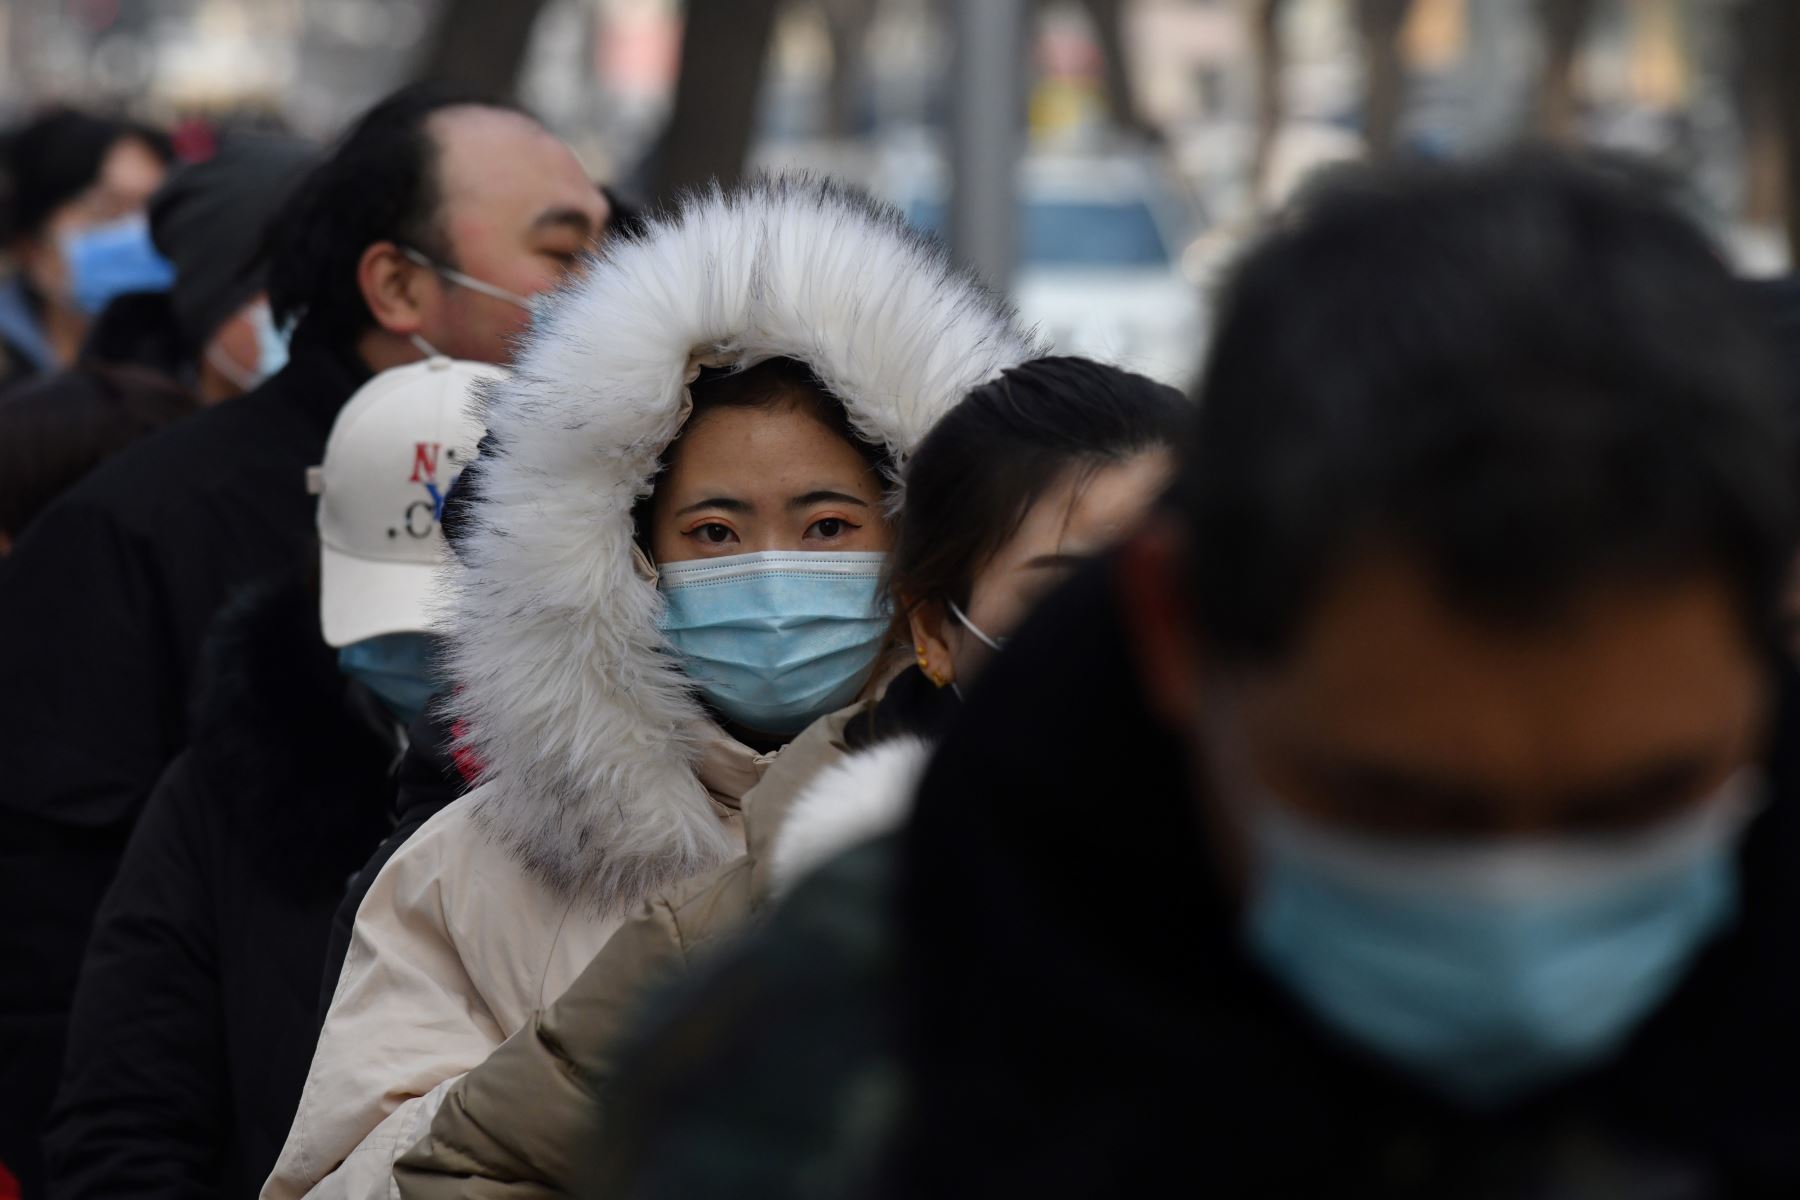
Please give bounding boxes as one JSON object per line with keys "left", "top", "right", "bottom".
{"left": 1533, "top": 0, "right": 1598, "bottom": 142}
{"left": 1739, "top": 0, "right": 1784, "bottom": 227}
{"left": 824, "top": 0, "right": 874, "bottom": 140}
{"left": 1080, "top": 0, "right": 1154, "bottom": 138}
{"left": 1769, "top": 0, "right": 1800, "bottom": 259}
{"left": 1249, "top": 0, "right": 1290, "bottom": 210}
{"left": 413, "top": 0, "right": 553, "bottom": 98}
{"left": 650, "top": 0, "right": 784, "bottom": 201}
{"left": 1355, "top": 0, "right": 1414, "bottom": 161}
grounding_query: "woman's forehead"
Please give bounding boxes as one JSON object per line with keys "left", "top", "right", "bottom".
{"left": 661, "top": 403, "right": 885, "bottom": 498}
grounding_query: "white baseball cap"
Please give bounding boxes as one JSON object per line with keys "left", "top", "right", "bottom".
{"left": 309, "top": 357, "right": 501, "bottom": 647}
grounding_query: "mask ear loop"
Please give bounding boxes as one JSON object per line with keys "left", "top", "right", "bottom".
{"left": 400, "top": 245, "right": 536, "bottom": 311}
{"left": 204, "top": 341, "right": 259, "bottom": 391}
{"left": 947, "top": 599, "right": 1005, "bottom": 652}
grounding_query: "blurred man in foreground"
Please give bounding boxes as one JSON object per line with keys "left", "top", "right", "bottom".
{"left": 0, "top": 82, "right": 608, "bottom": 1192}
{"left": 586, "top": 156, "right": 1800, "bottom": 1196}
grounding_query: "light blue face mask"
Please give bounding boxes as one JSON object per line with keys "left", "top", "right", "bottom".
{"left": 338, "top": 632, "right": 439, "bottom": 727}
{"left": 252, "top": 300, "right": 291, "bottom": 379}
{"left": 207, "top": 301, "right": 290, "bottom": 391}
{"left": 1242, "top": 779, "right": 1756, "bottom": 1106}
{"left": 60, "top": 213, "right": 176, "bottom": 315}
{"left": 658, "top": 551, "right": 889, "bottom": 737}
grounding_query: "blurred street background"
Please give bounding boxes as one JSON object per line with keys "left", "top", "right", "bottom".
{"left": 1, "top": 0, "right": 1796, "bottom": 384}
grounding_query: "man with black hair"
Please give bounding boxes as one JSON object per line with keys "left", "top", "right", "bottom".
{"left": 0, "top": 83, "right": 608, "bottom": 1191}
{"left": 580, "top": 156, "right": 1800, "bottom": 1196}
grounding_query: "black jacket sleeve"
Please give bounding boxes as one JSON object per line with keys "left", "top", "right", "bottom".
{"left": 44, "top": 753, "right": 229, "bottom": 1200}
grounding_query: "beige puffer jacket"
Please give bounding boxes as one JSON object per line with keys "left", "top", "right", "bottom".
{"left": 260, "top": 733, "right": 768, "bottom": 1200}
{"left": 390, "top": 706, "right": 932, "bottom": 1199}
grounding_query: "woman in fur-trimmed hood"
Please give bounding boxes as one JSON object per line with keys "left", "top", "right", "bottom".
{"left": 264, "top": 176, "right": 1038, "bottom": 1200}
{"left": 388, "top": 355, "right": 1191, "bottom": 1199}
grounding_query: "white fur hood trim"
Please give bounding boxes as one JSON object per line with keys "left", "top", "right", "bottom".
{"left": 768, "top": 737, "right": 934, "bottom": 897}
{"left": 448, "top": 175, "right": 1039, "bottom": 911}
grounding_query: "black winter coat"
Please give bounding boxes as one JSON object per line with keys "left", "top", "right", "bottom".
{"left": 43, "top": 573, "right": 398, "bottom": 1200}
{"left": 0, "top": 330, "right": 368, "bottom": 1191}
{"left": 594, "top": 562, "right": 1800, "bottom": 1198}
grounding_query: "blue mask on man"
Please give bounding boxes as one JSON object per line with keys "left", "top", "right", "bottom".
{"left": 60, "top": 213, "right": 176, "bottom": 315}
{"left": 338, "top": 632, "right": 438, "bottom": 727}
{"left": 1242, "top": 779, "right": 1756, "bottom": 1106}
{"left": 658, "top": 551, "right": 889, "bottom": 736}
{"left": 251, "top": 300, "right": 291, "bottom": 379}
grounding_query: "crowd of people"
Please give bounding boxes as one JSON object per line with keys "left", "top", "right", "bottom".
{"left": 1, "top": 78, "right": 1798, "bottom": 1200}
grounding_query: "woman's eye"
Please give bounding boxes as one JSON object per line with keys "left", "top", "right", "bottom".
{"left": 807, "top": 517, "right": 854, "bottom": 540}
{"left": 693, "top": 523, "right": 736, "bottom": 545}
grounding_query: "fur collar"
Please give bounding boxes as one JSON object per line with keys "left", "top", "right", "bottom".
{"left": 448, "top": 175, "right": 1041, "bottom": 910}
{"left": 768, "top": 736, "right": 933, "bottom": 897}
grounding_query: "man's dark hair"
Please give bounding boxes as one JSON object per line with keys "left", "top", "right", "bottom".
{"left": 1182, "top": 153, "right": 1798, "bottom": 661}
{"left": 893, "top": 355, "right": 1188, "bottom": 612}
{"left": 265, "top": 82, "right": 528, "bottom": 348}
{"left": 1, "top": 106, "right": 172, "bottom": 242}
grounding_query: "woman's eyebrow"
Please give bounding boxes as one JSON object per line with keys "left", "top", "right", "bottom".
{"left": 1022, "top": 552, "right": 1086, "bottom": 571}
{"left": 785, "top": 490, "right": 870, "bottom": 511}
{"left": 674, "top": 497, "right": 754, "bottom": 517}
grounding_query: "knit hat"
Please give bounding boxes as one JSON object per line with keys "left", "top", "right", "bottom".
{"left": 149, "top": 133, "right": 316, "bottom": 350}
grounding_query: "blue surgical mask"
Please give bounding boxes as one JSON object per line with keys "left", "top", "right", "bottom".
{"left": 338, "top": 632, "right": 439, "bottom": 727}
{"left": 206, "top": 301, "right": 290, "bottom": 392}
{"left": 60, "top": 213, "right": 176, "bottom": 315}
{"left": 1242, "top": 779, "right": 1756, "bottom": 1106}
{"left": 658, "top": 551, "right": 889, "bottom": 736}
{"left": 252, "top": 300, "right": 291, "bottom": 379}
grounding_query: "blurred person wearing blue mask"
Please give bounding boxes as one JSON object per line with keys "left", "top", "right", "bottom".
{"left": 0, "top": 107, "right": 173, "bottom": 391}
{"left": 76, "top": 133, "right": 318, "bottom": 402}
{"left": 1050, "top": 156, "right": 1796, "bottom": 1192}
{"left": 42, "top": 356, "right": 490, "bottom": 1200}
{"left": 557, "top": 157, "right": 1800, "bottom": 1200}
